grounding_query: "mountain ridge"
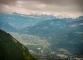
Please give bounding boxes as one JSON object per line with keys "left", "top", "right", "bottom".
{"left": 0, "top": 21, "right": 18, "bottom": 32}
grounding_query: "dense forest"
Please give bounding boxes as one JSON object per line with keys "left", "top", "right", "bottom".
{"left": 0, "top": 29, "right": 37, "bottom": 60}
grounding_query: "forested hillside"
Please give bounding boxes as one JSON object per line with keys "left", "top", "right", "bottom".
{"left": 0, "top": 30, "right": 37, "bottom": 60}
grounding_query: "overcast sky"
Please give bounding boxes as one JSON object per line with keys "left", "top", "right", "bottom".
{"left": 0, "top": 0, "right": 83, "bottom": 18}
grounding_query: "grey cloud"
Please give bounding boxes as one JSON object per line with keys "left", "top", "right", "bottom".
{"left": 31, "top": 0, "right": 83, "bottom": 6}
{"left": 0, "top": 0, "right": 83, "bottom": 6}
{"left": 0, "top": 0, "right": 17, "bottom": 5}
{"left": 0, "top": 0, "right": 83, "bottom": 18}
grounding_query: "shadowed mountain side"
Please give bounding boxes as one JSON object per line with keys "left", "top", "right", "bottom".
{"left": 0, "top": 21, "right": 18, "bottom": 32}
{"left": 0, "top": 30, "right": 37, "bottom": 60}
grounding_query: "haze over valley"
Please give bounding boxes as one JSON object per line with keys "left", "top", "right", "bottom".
{"left": 0, "top": 0, "right": 83, "bottom": 60}
{"left": 0, "top": 12, "right": 83, "bottom": 60}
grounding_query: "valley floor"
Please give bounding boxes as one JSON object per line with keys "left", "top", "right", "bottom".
{"left": 9, "top": 32, "right": 83, "bottom": 60}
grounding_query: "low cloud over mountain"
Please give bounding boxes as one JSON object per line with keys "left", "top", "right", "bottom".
{"left": 0, "top": 0, "right": 83, "bottom": 18}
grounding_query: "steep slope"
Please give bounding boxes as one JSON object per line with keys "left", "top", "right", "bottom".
{"left": 20, "top": 16, "right": 83, "bottom": 36}
{"left": 21, "top": 19, "right": 69, "bottom": 36}
{"left": 0, "top": 30, "right": 37, "bottom": 60}
{"left": 0, "top": 12, "right": 55, "bottom": 30}
{"left": 0, "top": 21, "right": 18, "bottom": 32}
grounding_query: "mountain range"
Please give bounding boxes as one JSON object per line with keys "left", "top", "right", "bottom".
{"left": 0, "top": 21, "right": 18, "bottom": 32}
{"left": 21, "top": 17, "right": 83, "bottom": 36}
{"left": 0, "top": 12, "right": 56, "bottom": 30}
{"left": 20, "top": 17, "right": 83, "bottom": 57}
{"left": 0, "top": 12, "right": 83, "bottom": 59}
